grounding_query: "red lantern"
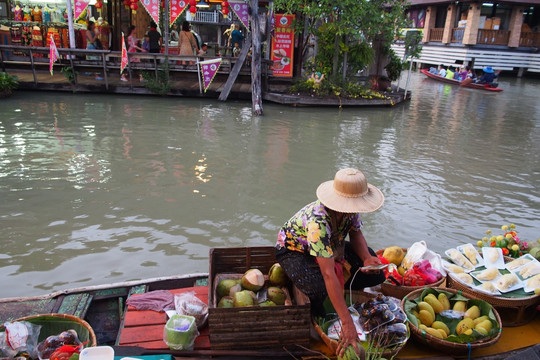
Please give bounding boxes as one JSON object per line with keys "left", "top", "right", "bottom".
{"left": 188, "top": 0, "right": 196, "bottom": 6}
{"left": 95, "top": 1, "right": 103, "bottom": 9}
{"left": 222, "top": 7, "right": 229, "bottom": 17}
{"left": 130, "top": 2, "right": 138, "bottom": 13}
{"left": 161, "top": 0, "right": 164, "bottom": 8}
{"left": 221, "top": 1, "right": 228, "bottom": 7}
{"left": 189, "top": 5, "right": 196, "bottom": 13}
{"left": 123, "top": 0, "right": 130, "bottom": 8}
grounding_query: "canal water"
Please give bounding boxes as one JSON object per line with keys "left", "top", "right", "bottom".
{"left": 1, "top": 72, "right": 539, "bottom": 297}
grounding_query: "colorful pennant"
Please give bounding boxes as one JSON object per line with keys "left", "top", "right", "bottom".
{"left": 74, "top": 0, "right": 90, "bottom": 20}
{"left": 49, "top": 34, "right": 59, "bottom": 75}
{"left": 170, "top": 0, "right": 189, "bottom": 25}
{"left": 229, "top": 1, "right": 250, "bottom": 30}
{"left": 141, "top": 0, "right": 160, "bottom": 25}
{"left": 200, "top": 58, "right": 222, "bottom": 92}
{"left": 121, "top": 33, "right": 128, "bottom": 74}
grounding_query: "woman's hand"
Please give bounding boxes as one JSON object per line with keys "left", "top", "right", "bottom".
{"left": 336, "top": 319, "right": 363, "bottom": 358}
{"left": 361, "top": 255, "right": 382, "bottom": 273}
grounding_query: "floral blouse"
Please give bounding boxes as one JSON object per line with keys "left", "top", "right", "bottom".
{"left": 275, "top": 200, "right": 362, "bottom": 258}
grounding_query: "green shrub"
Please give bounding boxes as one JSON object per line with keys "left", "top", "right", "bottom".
{"left": 0, "top": 72, "right": 18, "bottom": 95}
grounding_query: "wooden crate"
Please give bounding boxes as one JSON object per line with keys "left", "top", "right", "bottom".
{"left": 208, "top": 246, "right": 311, "bottom": 349}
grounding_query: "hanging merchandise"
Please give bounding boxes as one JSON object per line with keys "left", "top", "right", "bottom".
{"left": 221, "top": 1, "right": 229, "bottom": 18}
{"left": 170, "top": 0, "right": 188, "bottom": 25}
{"left": 74, "top": 0, "right": 90, "bottom": 21}
{"left": 229, "top": 1, "right": 249, "bottom": 30}
{"left": 130, "top": 0, "right": 138, "bottom": 14}
{"left": 188, "top": 0, "right": 196, "bottom": 14}
{"left": 140, "top": 0, "right": 160, "bottom": 25}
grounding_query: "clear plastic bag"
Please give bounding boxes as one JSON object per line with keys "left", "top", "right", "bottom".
{"left": 163, "top": 315, "right": 199, "bottom": 351}
{"left": 174, "top": 292, "right": 208, "bottom": 329}
{"left": 1, "top": 321, "right": 41, "bottom": 359}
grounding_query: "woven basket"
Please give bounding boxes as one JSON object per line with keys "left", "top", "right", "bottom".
{"left": 0, "top": 313, "right": 97, "bottom": 347}
{"left": 446, "top": 274, "right": 540, "bottom": 327}
{"left": 401, "top": 287, "right": 502, "bottom": 355}
{"left": 376, "top": 248, "right": 446, "bottom": 299}
{"left": 313, "top": 290, "right": 408, "bottom": 358}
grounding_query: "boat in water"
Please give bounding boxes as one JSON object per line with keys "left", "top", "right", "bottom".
{"left": 420, "top": 69, "right": 503, "bottom": 92}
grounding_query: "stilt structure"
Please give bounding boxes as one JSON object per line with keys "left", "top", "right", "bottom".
{"left": 218, "top": 34, "right": 252, "bottom": 101}
{"left": 250, "top": 0, "right": 263, "bottom": 115}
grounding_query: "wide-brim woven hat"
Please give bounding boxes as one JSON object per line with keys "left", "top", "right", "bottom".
{"left": 483, "top": 66, "right": 494, "bottom": 73}
{"left": 316, "top": 168, "right": 384, "bottom": 213}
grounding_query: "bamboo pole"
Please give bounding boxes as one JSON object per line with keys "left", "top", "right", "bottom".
{"left": 250, "top": 0, "right": 263, "bottom": 115}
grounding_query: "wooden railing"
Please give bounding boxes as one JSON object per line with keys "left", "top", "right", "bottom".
{"left": 477, "top": 29, "right": 510, "bottom": 45}
{"left": 520, "top": 32, "right": 540, "bottom": 47}
{"left": 451, "top": 28, "right": 464, "bottom": 43}
{"left": 429, "top": 28, "right": 444, "bottom": 42}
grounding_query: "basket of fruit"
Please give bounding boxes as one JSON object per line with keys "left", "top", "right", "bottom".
{"left": 377, "top": 246, "right": 445, "bottom": 299}
{"left": 401, "top": 287, "right": 502, "bottom": 355}
{"left": 313, "top": 292, "right": 409, "bottom": 359}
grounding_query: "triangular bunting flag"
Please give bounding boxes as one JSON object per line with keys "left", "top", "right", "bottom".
{"left": 140, "top": 0, "right": 160, "bottom": 25}
{"left": 200, "top": 58, "right": 222, "bottom": 92}
{"left": 170, "top": 0, "right": 189, "bottom": 25}
{"left": 49, "top": 34, "right": 59, "bottom": 75}
{"left": 229, "top": 1, "right": 250, "bottom": 30}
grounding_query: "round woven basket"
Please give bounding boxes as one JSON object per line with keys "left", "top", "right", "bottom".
{"left": 0, "top": 313, "right": 97, "bottom": 347}
{"left": 313, "top": 290, "right": 408, "bottom": 358}
{"left": 401, "top": 287, "right": 502, "bottom": 355}
{"left": 446, "top": 273, "right": 540, "bottom": 327}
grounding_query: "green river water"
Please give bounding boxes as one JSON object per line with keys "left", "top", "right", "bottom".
{"left": 0, "top": 72, "right": 539, "bottom": 297}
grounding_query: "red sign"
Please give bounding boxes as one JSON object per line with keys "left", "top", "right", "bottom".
{"left": 271, "top": 14, "right": 294, "bottom": 78}
{"left": 170, "top": 0, "right": 188, "bottom": 25}
{"left": 74, "top": 0, "right": 90, "bottom": 20}
{"left": 121, "top": 33, "right": 128, "bottom": 74}
{"left": 141, "top": 0, "right": 160, "bottom": 25}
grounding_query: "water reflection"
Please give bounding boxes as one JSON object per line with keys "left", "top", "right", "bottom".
{"left": 0, "top": 74, "right": 539, "bottom": 297}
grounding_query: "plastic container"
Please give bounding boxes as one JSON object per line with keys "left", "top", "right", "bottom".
{"left": 79, "top": 346, "right": 114, "bottom": 360}
{"left": 164, "top": 315, "right": 198, "bottom": 350}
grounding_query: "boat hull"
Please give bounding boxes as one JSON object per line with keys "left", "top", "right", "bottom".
{"left": 421, "top": 69, "right": 503, "bottom": 92}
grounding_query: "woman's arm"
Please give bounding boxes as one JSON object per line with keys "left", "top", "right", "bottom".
{"left": 318, "top": 257, "right": 361, "bottom": 357}
{"left": 349, "top": 230, "right": 381, "bottom": 268}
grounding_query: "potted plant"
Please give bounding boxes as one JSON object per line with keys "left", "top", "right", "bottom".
{"left": 0, "top": 72, "right": 18, "bottom": 97}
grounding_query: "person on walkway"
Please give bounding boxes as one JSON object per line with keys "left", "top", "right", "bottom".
{"left": 170, "top": 23, "right": 179, "bottom": 42}
{"left": 178, "top": 21, "right": 198, "bottom": 65}
{"left": 121, "top": 25, "right": 146, "bottom": 82}
{"left": 198, "top": 43, "right": 209, "bottom": 56}
{"left": 230, "top": 24, "right": 244, "bottom": 52}
{"left": 275, "top": 168, "right": 385, "bottom": 359}
{"left": 86, "top": 21, "right": 102, "bottom": 79}
{"left": 147, "top": 21, "right": 162, "bottom": 53}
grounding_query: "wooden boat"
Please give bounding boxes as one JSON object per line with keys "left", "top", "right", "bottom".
{"left": 420, "top": 69, "right": 503, "bottom": 92}
{"left": 1, "top": 268, "right": 538, "bottom": 359}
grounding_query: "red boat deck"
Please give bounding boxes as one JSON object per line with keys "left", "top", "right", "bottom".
{"left": 117, "top": 286, "right": 211, "bottom": 350}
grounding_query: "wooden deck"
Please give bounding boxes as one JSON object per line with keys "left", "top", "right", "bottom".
{"left": 118, "top": 286, "right": 210, "bottom": 351}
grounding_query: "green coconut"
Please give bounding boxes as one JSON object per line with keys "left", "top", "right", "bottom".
{"left": 229, "top": 283, "right": 242, "bottom": 297}
{"left": 233, "top": 290, "right": 255, "bottom": 307}
{"left": 216, "top": 279, "right": 239, "bottom": 299}
{"left": 268, "top": 263, "right": 289, "bottom": 286}
{"left": 267, "top": 287, "right": 286, "bottom": 305}
{"left": 241, "top": 268, "right": 265, "bottom": 292}
{"left": 217, "top": 296, "right": 234, "bottom": 308}
{"left": 259, "top": 300, "right": 276, "bottom": 307}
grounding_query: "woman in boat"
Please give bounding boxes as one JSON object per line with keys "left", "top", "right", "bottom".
{"left": 476, "top": 66, "right": 500, "bottom": 85}
{"left": 275, "top": 168, "right": 385, "bottom": 357}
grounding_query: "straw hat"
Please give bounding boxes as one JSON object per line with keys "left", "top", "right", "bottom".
{"left": 316, "top": 168, "right": 384, "bottom": 213}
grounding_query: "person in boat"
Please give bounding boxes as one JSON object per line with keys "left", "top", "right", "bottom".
{"left": 428, "top": 66, "right": 438, "bottom": 75}
{"left": 275, "top": 168, "right": 385, "bottom": 357}
{"left": 445, "top": 67, "right": 455, "bottom": 79}
{"left": 457, "top": 66, "right": 468, "bottom": 81}
{"left": 475, "top": 66, "right": 500, "bottom": 85}
{"left": 438, "top": 64, "right": 447, "bottom": 78}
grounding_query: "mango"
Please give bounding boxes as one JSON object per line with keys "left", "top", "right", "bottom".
{"left": 424, "top": 294, "right": 444, "bottom": 314}
{"left": 438, "top": 293, "right": 451, "bottom": 311}
{"left": 473, "top": 315, "right": 489, "bottom": 326}
{"left": 475, "top": 326, "right": 489, "bottom": 336}
{"left": 419, "top": 324, "right": 428, "bottom": 331}
{"left": 477, "top": 319, "right": 493, "bottom": 332}
{"left": 464, "top": 305, "right": 480, "bottom": 320}
{"left": 419, "top": 309, "right": 434, "bottom": 326}
{"left": 453, "top": 301, "right": 467, "bottom": 312}
{"left": 436, "top": 328, "right": 448, "bottom": 338}
{"left": 382, "top": 246, "right": 405, "bottom": 265}
{"left": 418, "top": 301, "right": 435, "bottom": 319}
{"left": 432, "top": 321, "right": 450, "bottom": 336}
{"left": 425, "top": 327, "right": 444, "bottom": 339}
{"left": 456, "top": 318, "right": 474, "bottom": 335}
{"left": 464, "top": 329, "right": 473, "bottom": 336}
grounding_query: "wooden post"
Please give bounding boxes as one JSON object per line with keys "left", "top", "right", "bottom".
{"left": 101, "top": 52, "right": 108, "bottom": 89}
{"left": 0, "top": 48, "right": 6, "bottom": 72}
{"left": 68, "top": 49, "right": 78, "bottom": 85}
{"left": 164, "top": 0, "right": 169, "bottom": 55}
{"left": 218, "top": 33, "right": 252, "bottom": 101}
{"left": 29, "top": 49, "right": 37, "bottom": 87}
{"left": 250, "top": 0, "right": 263, "bottom": 115}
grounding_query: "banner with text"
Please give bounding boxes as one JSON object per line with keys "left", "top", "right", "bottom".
{"left": 200, "top": 58, "right": 222, "bottom": 92}
{"left": 141, "top": 0, "right": 160, "bottom": 25}
{"left": 270, "top": 14, "right": 294, "bottom": 77}
{"left": 170, "top": 0, "right": 188, "bottom": 25}
{"left": 74, "top": 0, "right": 90, "bottom": 20}
{"left": 230, "top": 1, "right": 250, "bottom": 30}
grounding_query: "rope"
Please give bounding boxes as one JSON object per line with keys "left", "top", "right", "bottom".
{"left": 467, "top": 342, "right": 472, "bottom": 360}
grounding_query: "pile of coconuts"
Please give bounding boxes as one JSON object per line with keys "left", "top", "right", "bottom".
{"left": 216, "top": 263, "right": 290, "bottom": 308}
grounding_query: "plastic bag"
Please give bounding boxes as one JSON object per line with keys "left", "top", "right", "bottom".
{"left": 174, "top": 292, "right": 208, "bottom": 329}
{"left": 326, "top": 307, "right": 366, "bottom": 342}
{"left": 163, "top": 315, "right": 199, "bottom": 351}
{"left": 0, "top": 321, "right": 41, "bottom": 359}
{"left": 401, "top": 241, "right": 427, "bottom": 270}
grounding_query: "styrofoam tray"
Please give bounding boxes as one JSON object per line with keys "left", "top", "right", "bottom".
{"left": 506, "top": 254, "right": 536, "bottom": 272}
{"left": 481, "top": 247, "right": 505, "bottom": 269}
{"left": 474, "top": 282, "right": 501, "bottom": 296}
{"left": 470, "top": 268, "right": 502, "bottom": 283}
{"left": 494, "top": 273, "right": 523, "bottom": 293}
{"left": 523, "top": 274, "right": 540, "bottom": 294}
{"left": 449, "top": 272, "right": 475, "bottom": 287}
{"left": 512, "top": 260, "right": 540, "bottom": 281}
{"left": 457, "top": 244, "right": 485, "bottom": 268}
{"left": 442, "top": 260, "right": 466, "bottom": 274}
{"left": 445, "top": 248, "right": 475, "bottom": 272}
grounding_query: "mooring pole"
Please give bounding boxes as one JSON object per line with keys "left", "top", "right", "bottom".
{"left": 250, "top": 0, "right": 263, "bottom": 115}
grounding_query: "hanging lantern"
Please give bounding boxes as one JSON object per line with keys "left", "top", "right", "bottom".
{"left": 222, "top": 7, "right": 229, "bottom": 17}
{"left": 221, "top": 1, "right": 228, "bottom": 7}
{"left": 130, "top": 2, "right": 138, "bottom": 13}
{"left": 123, "top": 0, "right": 130, "bottom": 9}
{"left": 95, "top": 0, "right": 103, "bottom": 11}
{"left": 189, "top": 5, "right": 197, "bottom": 13}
